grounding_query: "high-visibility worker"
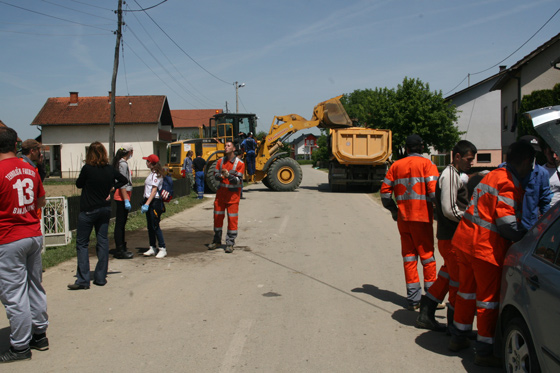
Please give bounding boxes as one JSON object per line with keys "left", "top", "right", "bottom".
{"left": 208, "top": 141, "right": 245, "bottom": 254}
{"left": 448, "top": 140, "right": 535, "bottom": 368}
{"left": 381, "top": 134, "right": 440, "bottom": 310}
{"left": 416, "top": 140, "right": 477, "bottom": 332}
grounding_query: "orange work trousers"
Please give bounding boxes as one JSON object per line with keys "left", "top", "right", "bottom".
{"left": 426, "top": 239, "right": 459, "bottom": 307}
{"left": 397, "top": 219, "right": 437, "bottom": 305}
{"left": 213, "top": 198, "right": 239, "bottom": 245}
{"left": 453, "top": 250, "right": 502, "bottom": 344}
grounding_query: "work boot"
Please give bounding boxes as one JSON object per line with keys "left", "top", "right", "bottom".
{"left": 113, "top": 244, "right": 133, "bottom": 259}
{"left": 448, "top": 335, "right": 470, "bottom": 352}
{"left": 225, "top": 245, "right": 234, "bottom": 253}
{"left": 474, "top": 353, "right": 502, "bottom": 368}
{"left": 208, "top": 242, "right": 220, "bottom": 250}
{"left": 416, "top": 296, "right": 446, "bottom": 332}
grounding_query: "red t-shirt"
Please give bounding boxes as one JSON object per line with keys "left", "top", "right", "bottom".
{"left": 0, "top": 157, "right": 45, "bottom": 244}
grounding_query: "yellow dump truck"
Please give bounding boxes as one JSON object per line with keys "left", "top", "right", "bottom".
{"left": 327, "top": 127, "right": 392, "bottom": 192}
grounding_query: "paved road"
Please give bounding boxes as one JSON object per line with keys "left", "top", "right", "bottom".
{"left": 1, "top": 166, "right": 492, "bottom": 372}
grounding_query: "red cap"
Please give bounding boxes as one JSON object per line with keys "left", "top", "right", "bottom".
{"left": 142, "top": 154, "right": 159, "bottom": 164}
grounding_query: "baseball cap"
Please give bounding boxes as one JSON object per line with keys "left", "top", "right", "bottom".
{"left": 119, "top": 143, "right": 133, "bottom": 152}
{"left": 142, "top": 154, "right": 159, "bottom": 164}
{"left": 519, "top": 135, "right": 541, "bottom": 152}
{"left": 405, "top": 134, "right": 423, "bottom": 147}
{"left": 22, "top": 139, "right": 41, "bottom": 151}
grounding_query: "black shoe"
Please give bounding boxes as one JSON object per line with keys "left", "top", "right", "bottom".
{"left": 92, "top": 281, "right": 106, "bottom": 286}
{"left": 0, "top": 347, "right": 31, "bottom": 363}
{"left": 113, "top": 250, "right": 133, "bottom": 259}
{"left": 448, "top": 335, "right": 471, "bottom": 352}
{"left": 67, "top": 283, "right": 89, "bottom": 290}
{"left": 29, "top": 335, "right": 49, "bottom": 351}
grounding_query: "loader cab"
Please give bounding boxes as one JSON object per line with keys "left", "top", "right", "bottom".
{"left": 208, "top": 113, "right": 258, "bottom": 146}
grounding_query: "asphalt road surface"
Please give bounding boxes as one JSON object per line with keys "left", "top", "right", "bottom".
{"left": 1, "top": 165, "right": 493, "bottom": 372}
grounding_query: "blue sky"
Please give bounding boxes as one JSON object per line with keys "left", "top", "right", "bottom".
{"left": 1, "top": 0, "right": 559, "bottom": 142}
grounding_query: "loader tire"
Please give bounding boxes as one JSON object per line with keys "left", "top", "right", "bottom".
{"left": 205, "top": 160, "right": 220, "bottom": 193}
{"left": 268, "top": 157, "right": 302, "bottom": 191}
{"left": 262, "top": 175, "right": 272, "bottom": 190}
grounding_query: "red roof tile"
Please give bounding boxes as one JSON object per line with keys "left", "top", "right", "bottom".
{"left": 171, "top": 109, "right": 222, "bottom": 128}
{"left": 31, "top": 94, "right": 171, "bottom": 126}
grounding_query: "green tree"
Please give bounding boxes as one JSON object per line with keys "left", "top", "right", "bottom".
{"left": 341, "top": 77, "right": 461, "bottom": 158}
{"left": 311, "top": 132, "right": 330, "bottom": 166}
{"left": 518, "top": 83, "right": 560, "bottom": 137}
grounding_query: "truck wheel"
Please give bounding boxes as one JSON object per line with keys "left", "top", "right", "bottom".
{"left": 262, "top": 175, "right": 272, "bottom": 190}
{"left": 205, "top": 160, "right": 220, "bottom": 193}
{"left": 268, "top": 158, "right": 302, "bottom": 191}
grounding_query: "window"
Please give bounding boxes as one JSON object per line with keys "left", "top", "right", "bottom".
{"left": 534, "top": 216, "right": 560, "bottom": 266}
{"left": 477, "top": 153, "right": 491, "bottom": 163}
{"left": 431, "top": 154, "right": 450, "bottom": 167}
{"left": 503, "top": 106, "right": 508, "bottom": 131}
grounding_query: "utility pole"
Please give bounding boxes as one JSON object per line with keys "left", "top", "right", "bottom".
{"left": 109, "top": 0, "right": 123, "bottom": 161}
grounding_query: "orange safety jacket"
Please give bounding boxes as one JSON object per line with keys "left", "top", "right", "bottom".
{"left": 380, "top": 154, "right": 439, "bottom": 222}
{"left": 215, "top": 156, "right": 245, "bottom": 203}
{"left": 452, "top": 167, "right": 524, "bottom": 266}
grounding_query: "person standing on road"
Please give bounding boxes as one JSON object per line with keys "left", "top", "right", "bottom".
{"left": 208, "top": 141, "right": 245, "bottom": 253}
{"left": 0, "top": 127, "right": 49, "bottom": 363}
{"left": 112, "top": 144, "right": 134, "bottom": 260}
{"left": 241, "top": 132, "right": 257, "bottom": 182}
{"left": 182, "top": 150, "right": 194, "bottom": 192}
{"left": 448, "top": 140, "right": 534, "bottom": 367}
{"left": 193, "top": 151, "right": 206, "bottom": 199}
{"left": 416, "top": 140, "right": 477, "bottom": 332}
{"left": 380, "top": 134, "right": 439, "bottom": 311}
{"left": 68, "top": 142, "right": 128, "bottom": 290}
{"left": 542, "top": 140, "right": 560, "bottom": 206}
{"left": 141, "top": 154, "right": 167, "bottom": 259}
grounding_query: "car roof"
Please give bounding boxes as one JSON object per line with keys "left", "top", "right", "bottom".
{"left": 524, "top": 105, "right": 560, "bottom": 154}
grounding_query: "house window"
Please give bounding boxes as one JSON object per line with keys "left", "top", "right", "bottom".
{"left": 431, "top": 154, "right": 450, "bottom": 167}
{"left": 503, "top": 106, "right": 508, "bottom": 131}
{"left": 477, "top": 153, "right": 491, "bottom": 163}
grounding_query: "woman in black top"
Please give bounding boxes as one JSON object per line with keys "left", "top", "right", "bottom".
{"left": 68, "top": 142, "right": 127, "bottom": 290}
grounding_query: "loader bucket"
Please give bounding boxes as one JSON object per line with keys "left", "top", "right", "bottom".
{"left": 315, "top": 96, "right": 352, "bottom": 129}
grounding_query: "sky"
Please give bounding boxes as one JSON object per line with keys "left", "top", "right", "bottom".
{"left": 1, "top": 0, "right": 559, "bottom": 142}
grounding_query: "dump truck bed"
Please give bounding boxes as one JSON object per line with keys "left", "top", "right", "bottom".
{"left": 330, "top": 127, "right": 392, "bottom": 165}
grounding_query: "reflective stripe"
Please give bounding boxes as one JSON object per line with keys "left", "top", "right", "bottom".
{"left": 214, "top": 211, "right": 226, "bottom": 215}
{"left": 228, "top": 213, "right": 238, "bottom": 217}
{"left": 424, "top": 281, "right": 434, "bottom": 288}
{"left": 383, "top": 177, "right": 393, "bottom": 186}
{"left": 214, "top": 227, "right": 223, "bottom": 232}
{"left": 437, "top": 269, "right": 450, "bottom": 280}
{"left": 453, "top": 321, "right": 472, "bottom": 332}
{"left": 477, "top": 335, "right": 494, "bottom": 344}
{"left": 496, "top": 215, "right": 517, "bottom": 227}
{"left": 421, "top": 256, "right": 435, "bottom": 265}
{"left": 463, "top": 212, "right": 499, "bottom": 233}
{"left": 476, "top": 300, "right": 499, "bottom": 309}
{"left": 457, "top": 291, "right": 476, "bottom": 300}
{"left": 380, "top": 193, "right": 392, "bottom": 199}
{"left": 497, "top": 195, "right": 517, "bottom": 208}
{"left": 227, "top": 230, "right": 238, "bottom": 234}
{"left": 406, "top": 282, "right": 421, "bottom": 290}
{"left": 425, "top": 175, "right": 438, "bottom": 182}
{"left": 219, "top": 183, "right": 242, "bottom": 189}
{"left": 450, "top": 280, "right": 460, "bottom": 288}
{"left": 403, "top": 255, "right": 418, "bottom": 262}
{"left": 396, "top": 194, "right": 427, "bottom": 201}
{"left": 427, "top": 293, "right": 443, "bottom": 304}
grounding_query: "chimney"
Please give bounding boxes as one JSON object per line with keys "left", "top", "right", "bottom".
{"left": 108, "top": 91, "right": 112, "bottom": 103}
{"left": 69, "top": 92, "right": 78, "bottom": 105}
{"left": 499, "top": 65, "right": 507, "bottom": 72}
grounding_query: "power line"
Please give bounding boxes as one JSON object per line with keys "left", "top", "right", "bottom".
{"left": 70, "top": 0, "right": 112, "bottom": 11}
{"left": 131, "top": 0, "right": 233, "bottom": 86}
{"left": 125, "top": 0, "right": 167, "bottom": 12}
{"left": 444, "top": 6, "right": 560, "bottom": 96}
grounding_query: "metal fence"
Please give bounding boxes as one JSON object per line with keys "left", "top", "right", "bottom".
{"left": 65, "top": 177, "right": 191, "bottom": 231}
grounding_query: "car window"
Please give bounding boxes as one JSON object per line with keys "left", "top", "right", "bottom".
{"left": 534, "top": 216, "right": 560, "bottom": 265}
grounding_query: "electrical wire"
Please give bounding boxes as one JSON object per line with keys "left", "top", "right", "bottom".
{"left": 444, "top": 6, "right": 560, "bottom": 96}
{"left": 131, "top": 0, "right": 233, "bottom": 86}
{"left": 121, "top": 40, "right": 131, "bottom": 96}
{"left": 125, "top": 0, "right": 167, "bottom": 12}
{"left": 70, "top": 0, "right": 112, "bottom": 11}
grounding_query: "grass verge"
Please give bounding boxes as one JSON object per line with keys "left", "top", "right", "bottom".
{"left": 42, "top": 192, "right": 205, "bottom": 269}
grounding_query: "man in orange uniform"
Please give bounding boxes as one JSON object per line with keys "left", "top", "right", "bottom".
{"left": 381, "top": 134, "right": 440, "bottom": 310}
{"left": 417, "top": 140, "right": 477, "bottom": 331}
{"left": 208, "top": 141, "right": 245, "bottom": 254}
{"left": 449, "top": 140, "right": 534, "bottom": 367}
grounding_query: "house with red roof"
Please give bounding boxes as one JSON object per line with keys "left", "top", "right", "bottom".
{"left": 171, "top": 109, "right": 222, "bottom": 140}
{"left": 31, "top": 92, "right": 174, "bottom": 178}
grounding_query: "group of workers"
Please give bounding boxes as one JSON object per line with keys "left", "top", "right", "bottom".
{"left": 381, "top": 133, "right": 559, "bottom": 367}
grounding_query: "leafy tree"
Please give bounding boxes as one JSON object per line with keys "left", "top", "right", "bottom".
{"left": 311, "top": 133, "right": 330, "bottom": 166}
{"left": 341, "top": 77, "right": 461, "bottom": 158}
{"left": 518, "top": 83, "right": 560, "bottom": 137}
{"left": 256, "top": 131, "right": 267, "bottom": 141}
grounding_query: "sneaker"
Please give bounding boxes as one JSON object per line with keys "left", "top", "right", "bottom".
{"left": 474, "top": 353, "right": 502, "bottom": 368}
{"left": 155, "top": 248, "right": 167, "bottom": 259}
{"left": 29, "top": 335, "right": 49, "bottom": 351}
{"left": 0, "top": 347, "right": 31, "bottom": 363}
{"left": 448, "top": 335, "right": 471, "bottom": 352}
{"left": 225, "top": 245, "right": 234, "bottom": 253}
{"left": 143, "top": 247, "right": 157, "bottom": 256}
{"left": 208, "top": 243, "right": 220, "bottom": 250}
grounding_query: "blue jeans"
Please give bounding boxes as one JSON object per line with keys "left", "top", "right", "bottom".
{"left": 246, "top": 151, "right": 256, "bottom": 175}
{"left": 146, "top": 199, "right": 166, "bottom": 248}
{"left": 75, "top": 206, "right": 111, "bottom": 286}
{"left": 195, "top": 171, "right": 205, "bottom": 199}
